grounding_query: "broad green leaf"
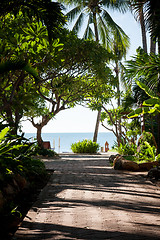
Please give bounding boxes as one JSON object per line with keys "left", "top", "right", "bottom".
{"left": 128, "top": 107, "right": 143, "bottom": 118}
{"left": 0, "top": 128, "right": 9, "bottom": 142}
{"left": 23, "top": 63, "right": 40, "bottom": 82}
{"left": 142, "top": 107, "right": 150, "bottom": 114}
{"left": 136, "top": 81, "right": 158, "bottom": 99}
{"left": 143, "top": 98, "right": 160, "bottom": 106}
{"left": 148, "top": 107, "right": 157, "bottom": 114}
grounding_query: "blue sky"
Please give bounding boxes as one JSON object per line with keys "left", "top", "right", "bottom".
{"left": 22, "top": 9, "right": 144, "bottom": 133}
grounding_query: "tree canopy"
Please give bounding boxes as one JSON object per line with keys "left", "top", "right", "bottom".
{"left": 0, "top": 0, "right": 65, "bottom": 41}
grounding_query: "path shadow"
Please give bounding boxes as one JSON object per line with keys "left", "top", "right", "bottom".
{"left": 14, "top": 154, "right": 160, "bottom": 239}
{"left": 15, "top": 221, "right": 160, "bottom": 240}
{"left": 38, "top": 155, "right": 160, "bottom": 215}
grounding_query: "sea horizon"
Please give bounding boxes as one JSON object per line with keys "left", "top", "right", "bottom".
{"left": 24, "top": 132, "right": 116, "bottom": 153}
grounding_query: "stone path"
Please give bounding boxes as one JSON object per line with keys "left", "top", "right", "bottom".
{"left": 14, "top": 153, "right": 160, "bottom": 240}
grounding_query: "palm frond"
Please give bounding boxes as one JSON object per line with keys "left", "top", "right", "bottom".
{"left": 102, "top": 0, "right": 129, "bottom": 13}
{"left": 130, "top": 0, "right": 160, "bottom": 40}
{"left": 83, "top": 13, "right": 94, "bottom": 39}
{"left": 129, "top": 0, "right": 149, "bottom": 31}
{"left": 102, "top": 8, "right": 130, "bottom": 53}
{"left": 0, "top": 1, "right": 65, "bottom": 42}
{"left": 66, "top": 5, "right": 82, "bottom": 22}
{"left": 97, "top": 13, "right": 111, "bottom": 48}
{"left": 84, "top": 26, "right": 95, "bottom": 40}
{"left": 0, "top": 59, "right": 27, "bottom": 74}
{"left": 59, "top": 0, "right": 83, "bottom": 5}
{"left": 102, "top": 8, "right": 127, "bottom": 37}
{"left": 72, "top": 12, "right": 85, "bottom": 33}
{"left": 125, "top": 48, "right": 160, "bottom": 95}
{"left": 0, "top": 58, "right": 40, "bottom": 82}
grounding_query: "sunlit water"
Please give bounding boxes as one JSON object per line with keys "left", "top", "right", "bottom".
{"left": 24, "top": 132, "right": 116, "bottom": 153}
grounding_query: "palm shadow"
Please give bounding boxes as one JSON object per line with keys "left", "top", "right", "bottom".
{"left": 15, "top": 154, "right": 160, "bottom": 239}
{"left": 15, "top": 221, "right": 160, "bottom": 240}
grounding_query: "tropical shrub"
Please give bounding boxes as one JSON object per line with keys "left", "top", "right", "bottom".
{"left": 0, "top": 128, "right": 47, "bottom": 180}
{"left": 138, "top": 132, "right": 157, "bottom": 148}
{"left": 118, "top": 142, "right": 137, "bottom": 156}
{"left": 71, "top": 139, "right": 99, "bottom": 153}
{"left": 156, "top": 154, "right": 160, "bottom": 162}
{"left": 0, "top": 126, "right": 48, "bottom": 237}
{"left": 136, "top": 131, "right": 157, "bottom": 162}
{"left": 136, "top": 141, "right": 157, "bottom": 162}
{"left": 32, "top": 144, "right": 57, "bottom": 157}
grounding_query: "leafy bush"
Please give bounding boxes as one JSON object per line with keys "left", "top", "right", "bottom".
{"left": 138, "top": 131, "right": 157, "bottom": 148}
{"left": 71, "top": 139, "right": 99, "bottom": 153}
{"left": 123, "top": 155, "right": 137, "bottom": 161}
{"left": 0, "top": 126, "right": 49, "bottom": 236}
{"left": 111, "top": 141, "right": 118, "bottom": 150}
{"left": 32, "top": 144, "right": 58, "bottom": 157}
{"left": 118, "top": 142, "right": 137, "bottom": 156}
{"left": 136, "top": 132, "right": 157, "bottom": 162}
{"left": 136, "top": 141, "right": 157, "bottom": 162}
{"left": 156, "top": 154, "right": 160, "bottom": 162}
{"left": 0, "top": 128, "right": 47, "bottom": 180}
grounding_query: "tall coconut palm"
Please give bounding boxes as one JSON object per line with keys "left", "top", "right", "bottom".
{"left": 58, "top": 0, "right": 130, "bottom": 142}
{"left": 129, "top": 0, "right": 160, "bottom": 53}
{"left": 129, "top": 0, "right": 148, "bottom": 53}
{"left": 59, "top": 0, "right": 129, "bottom": 48}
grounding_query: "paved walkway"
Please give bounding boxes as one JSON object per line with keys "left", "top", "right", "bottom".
{"left": 14, "top": 153, "right": 160, "bottom": 240}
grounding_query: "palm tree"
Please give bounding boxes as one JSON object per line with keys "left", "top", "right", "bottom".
{"left": 58, "top": 0, "right": 130, "bottom": 142}
{"left": 129, "top": 0, "right": 147, "bottom": 53}
{"left": 129, "top": 0, "right": 160, "bottom": 53}
{"left": 128, "top": 1, "right": 160, "bottom": 147}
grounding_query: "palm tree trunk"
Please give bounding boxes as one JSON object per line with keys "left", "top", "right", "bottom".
{"left": 140, "top": 8, "right": 147, "bottom": 53}
{"left": 115, "top": 61, "right": 122, "bottom": 144}
{"left": 150, "top": 37, "right": 156, "bottom": 53}
{"left": 158, "top": 38, "right": 160, "bottom": 54}
{"left": 93, "top": 10, "right": 100, "bottom": 142}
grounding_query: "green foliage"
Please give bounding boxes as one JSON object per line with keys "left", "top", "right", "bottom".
{"left": 0, "top": 12, "right": 64, "bottom": 132}
{"left": 33, "top": 145, "right": 57, "bottom": 157}
{"left": 0, "top": 1, "right": 65, "bottom": 42}
{"left": 0, "top": 126, "right": 47, "bottom": 183}
{"left": 128, "top": 81, "right": 160, "bottom": 118}
{"left": 1, "top": 11, "right": 112, "bottom": 136}
{"left": 138, "top": 131, "right": 156, "bottom": 147}
{"left": 118, "top": 142, "right": 137, "bottom": 156}
{"left": 125, "top": 119, "right": 141, "bottom": 140}
{"left": 0, "top": 59, "right": 40, "bottom": 83}
{"left": 126, "top": 48, "right": 160, "bottom": 86}
{"left": 0, "top": 124, "right": 49, "bottom": 237}
{"left": 55, "top": 29, "right": 112, "bottom": 83}
{"left": 136, "top": 141, "right": 157, "bottom": 162}
{"left": 136, "top": 132, "right": 157, "bottom": 162}
{"left": 27, "top": 29, "right": 113, "bottom": 146}
{"left": 71, "top": 139, "right": 99, "bottom": 153}
{"left": 123, "top": 155, "right": 137, "bottom": 161}
{"left": 126, "top": 49, "right": 160, "bottom": 119}
{"left": 156, "top": 154, "right": 160, "bottom": 162}
{"left": 100, "top": 104, "right": 141, "bottom": 148}
{"left": 59, "top": 0, "right": 129, "bottom": 51}
{"left": 11, "top": 206, "right": 22, "bottom": 219}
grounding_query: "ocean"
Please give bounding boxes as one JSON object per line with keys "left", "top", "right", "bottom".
{"left": 24, "top": 132, "right": 116, "bottom": 153}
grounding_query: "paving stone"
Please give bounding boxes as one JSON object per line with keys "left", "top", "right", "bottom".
{"left": 14, "top": 153, "right": 160, "bottom": 240}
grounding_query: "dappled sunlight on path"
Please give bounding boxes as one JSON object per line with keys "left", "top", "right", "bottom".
{"left": 15, "top": 154, "right": 160, "bottom": 240}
